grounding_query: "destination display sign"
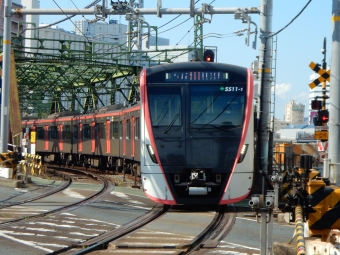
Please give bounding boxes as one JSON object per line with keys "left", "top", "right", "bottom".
{"left": 165, "top": 71, "right": 229, "bottom": 82}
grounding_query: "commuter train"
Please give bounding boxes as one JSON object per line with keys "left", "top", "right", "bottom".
{"left": 22, "top": 61, "right": 254, "bottom": 205}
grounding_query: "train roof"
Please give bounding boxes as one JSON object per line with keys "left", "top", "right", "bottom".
{"left": 145, "top": 62, "right": 248, "bottom": 76}
{"left": 47, "top": 111, "right": 81, "bottom": 119}
{"left": 97, "top": 103, "right": 125, "bottom": 113}
{"left": 22, "top": 115, "right": 38, "bottom": 120}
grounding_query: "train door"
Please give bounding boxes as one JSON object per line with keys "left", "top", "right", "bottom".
{"left": 78, "top": 123, "right": 83, "bottom": 152}
{"left": 58, "top": 124, "right": 63, "bottom": 151}
{"left": 106, "top": 119, "right": 110, "bottom": 154}
{"left": 91, "top": 121, "right": 96, "bottom": 153}
{"left": 134, "top": 117, "right": 141, "bottom": 162}
{"left": 44, "top": 125, "right": 49, "bottom": 151}
{"left": 122, "top": 118, "right": 126, "bottom": 156}
{"left": 131, "top": 117, "right": 135, "bottom": 158}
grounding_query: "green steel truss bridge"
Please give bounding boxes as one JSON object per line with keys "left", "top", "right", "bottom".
{"left": 1, "top": 35, "right": 200, "bottom": 118}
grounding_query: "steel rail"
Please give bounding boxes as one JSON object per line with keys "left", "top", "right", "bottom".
{"left": 0, "top": 167, "right": 112, "bottom": 227}
{"left": 70, "top": 204, "right": 168, "bottom": 255}
{"left": 0, "top": 174, "right": 71, "bottom": 209}
{"left": 184, "top": 205, "right": 236, "bottom": 255}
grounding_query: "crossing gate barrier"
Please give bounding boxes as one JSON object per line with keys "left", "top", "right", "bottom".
{"left": 0, "top": 151, "right": 19, "bottom": 179}
{"left": 23, "top": 154, "right": 43, "bottom": 176}
{"left": 307, "top": 176, "right": 340, "bottom": 240}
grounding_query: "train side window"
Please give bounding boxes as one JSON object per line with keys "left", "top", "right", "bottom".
{"left": 65, "top": 125, "right": 71, "bottom": 139}
{"left": 37, "top": 127, "right": 44, "bottom": 139}
{"left": 73, "top": 125, "right": 78, "bottom": 139}
{"left": 50, "top": 126, "right": 57, "bottom": 139}
{"left": 83, "top": 124, "right": 90, "bottom": 139}
{"left": 111, "top": 121, "right": 119, "bottom": 139}
{"left": 99, "top": 123, "right": 105, "bottom": 139}
{"left": 126, "top": 119, "right": 131, "bottom": 140}
{"left": 135, "top": 118, "right": 140, "bottom": 140}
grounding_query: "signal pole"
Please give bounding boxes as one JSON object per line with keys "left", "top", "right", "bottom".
{"left": 0, "top": 0, "right": 12, "bottom": 152}
{"left": 329, "top": 1, "right": 340, "bottom": 184}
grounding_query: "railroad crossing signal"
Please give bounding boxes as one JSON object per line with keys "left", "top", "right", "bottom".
{"left": 309, "top": 61, "right": 330, "bottom": 89}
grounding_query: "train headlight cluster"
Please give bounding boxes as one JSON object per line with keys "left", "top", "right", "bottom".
{"left": 238, "top": 144, "right": 249, "bottom": 163}
{"left": 146, "top": 144, "right": 158, "bottom": 164}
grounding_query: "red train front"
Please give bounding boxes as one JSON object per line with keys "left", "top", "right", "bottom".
{"left": 140, "top": 62, "right": 254, "bottom": 205}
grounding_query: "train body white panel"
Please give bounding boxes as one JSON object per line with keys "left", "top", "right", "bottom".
{"left": 142, "top": 172, "right": 176, "bottom": 204}
{"left": 220, "top": 172, "right": 253, "bottom": 203}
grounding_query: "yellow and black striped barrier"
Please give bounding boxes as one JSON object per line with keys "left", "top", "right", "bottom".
{"left": 0, "top": 152, "right": 19, "bottom": 179}
{"left": 281, "top": 170, "right": 293, "bottom": 201}
{"left": 23, "top": 154, "right": 42, "bottom": 176}
{"left": 295, "top": 205, "right": 306, "bottom": 255}
{"left": 307, "top": 178, "right": 340, "bottom": 241}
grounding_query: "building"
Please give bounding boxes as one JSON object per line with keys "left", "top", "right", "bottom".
{"left": 274, "top": 124, "right": 316, "bottom": 143}
{"left": 273, "top": 118, "right": 290, "bottom": 133}
{"left": 0, "top": 1, "right": 25, "bottom": 36}
{"left": 73, "top": 18, "right": 127, "bottom": 45}
{"left": 284, "top": 100, "right": 305, "bottom": 124}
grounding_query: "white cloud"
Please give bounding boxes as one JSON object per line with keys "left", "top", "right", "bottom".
{"left": 273, "top": 83, "right": 292, "bottom": 99}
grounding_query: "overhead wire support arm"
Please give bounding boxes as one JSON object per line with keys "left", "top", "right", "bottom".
{"left": 12, "top": 7, "right": 260, "bottom": 16}
{"left": 157, "top": 0, "right": 162, "bottom": 18}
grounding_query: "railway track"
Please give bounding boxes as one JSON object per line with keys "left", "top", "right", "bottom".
{"left": 62, "top": 205, "right": 239, "bottom": 255}
{"left": 0, "top": 167, "right": 113, "bottom": 225}
{"left": 0, "top": 169, "right": 260, "bottom": 254}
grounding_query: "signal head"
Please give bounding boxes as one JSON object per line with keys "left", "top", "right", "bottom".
{"left": 203, "top": 49, "right": 215, "bottom": 62}
{"left": 318, "top": 109, "right": 329, "bottom": 125}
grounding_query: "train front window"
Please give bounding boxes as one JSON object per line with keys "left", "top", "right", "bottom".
{"left": 148, "top": 87, "right": 181, "bottom": 127}
{"left": 190, "top": 85, "right": 246, "bottom": 131}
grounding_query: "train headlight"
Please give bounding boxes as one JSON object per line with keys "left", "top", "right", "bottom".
{"left": 238, "top": 144, "right": 249, "bottom": 163}
{"left": 146, "top": 144, "right": 158, "bottom": 164}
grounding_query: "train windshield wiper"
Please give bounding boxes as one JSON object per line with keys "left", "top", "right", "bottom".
{"left": 163, "top": 113, "right": 179, "bottom": 134}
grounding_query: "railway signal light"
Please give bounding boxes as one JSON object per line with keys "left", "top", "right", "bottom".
{"left": 311, "top": 100, "right": 321, "bottom": 110}
{"left": 203, "top": 49, "right": 215, "bottom": 62}
{"left": 318, "top": 110, "right": 329, "bottom": 125}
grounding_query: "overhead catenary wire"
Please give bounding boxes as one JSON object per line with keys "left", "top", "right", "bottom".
{"left": 22, "top": 0, "right": 101, "bottom": 31}
{"left": 266, "top": 0, "right": 312, "bottom": 39}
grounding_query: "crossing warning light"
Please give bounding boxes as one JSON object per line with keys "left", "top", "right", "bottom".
{"left": 203, "top": 50, "right": 215, "bottom": 62}
{"left": 318, "top": 110, "right": 329, "bottom": 125}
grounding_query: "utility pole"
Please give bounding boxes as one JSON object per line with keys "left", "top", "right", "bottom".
{"left": 256, "top": 0, "right": 273, "bottom": 191}
{"left": 329, "top": 1, "right": 340, "bottom": 184}
{"left": 0, "top": 0, "right": 12, "bottom": 153}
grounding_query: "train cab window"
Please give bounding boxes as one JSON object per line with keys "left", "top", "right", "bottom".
{"left": 111, "top": 121, "right": 119, "bottom": 139}
{"left": 190, "top": 85, "right": 246, "bottom": 130}
{"left": 135, "top": 117, "right": 140, "bottom": 140}
{"left": 148, "top": 87, "right": 181, "bottom": 126}
{"left": 50, "top": 126, "right": 58, "bottom": 139}
{"left": 37, "top": 127, "right": 44, "bottom": 139}
{"left": 73, "top": 125, "right": 78, "bottom": 139}
{"left": 83, "top": 124, "right": 90, "bottom": 139}
{"left": 126, "top": 119, "right": 131, "bottom": 139}
{"left": 64, "top": 125, "right": 71, "bottom": 139}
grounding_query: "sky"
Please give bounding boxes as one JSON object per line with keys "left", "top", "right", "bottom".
{"left": 29, "top": 0, "right": 333, "bottom": 120}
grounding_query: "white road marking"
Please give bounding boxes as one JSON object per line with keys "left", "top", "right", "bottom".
{"left": 26, "top": 228, "right": 56, "bottom": 232}
{"left": 69, "top": 232, "right": 99, "bottom": 237}
{"left": 14, "top": 188, "right": 28, "bottom": 192}
{"left": 63, "top": 189, "right": 85, "bottom": 198}
{"left": 0, "top": 231, "right": 54, "bottom": 253}
{"left": 111, "top": 191, "right": 129, "bottom": 199}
